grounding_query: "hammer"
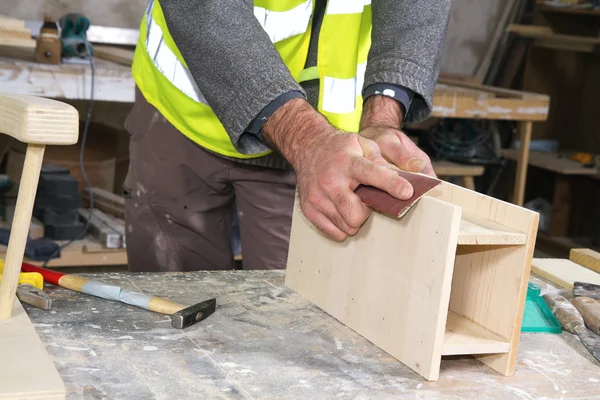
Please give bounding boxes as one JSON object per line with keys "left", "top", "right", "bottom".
{"left": 21, "top": 262, "right": 215, "bottom": 328}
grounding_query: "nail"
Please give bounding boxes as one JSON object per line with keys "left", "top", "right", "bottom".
{"left": 407, "top": 157, "right": 425, "bottom": 171}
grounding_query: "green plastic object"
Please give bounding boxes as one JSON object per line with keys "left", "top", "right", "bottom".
{"left": 521, "top": 283, "right": 562, "bottom": 334}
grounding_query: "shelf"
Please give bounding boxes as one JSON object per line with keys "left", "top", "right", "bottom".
{"left": 458, "top": 214, "right": 527, "bottom": 246}
{"left": 502, "top": 150, "right": 599, "bottom": 175}
{"left": 442, "top": 311, "right": 511, "bottom": 356}
{"left": 538, "top": 5, "right": 600, "bottom": 16}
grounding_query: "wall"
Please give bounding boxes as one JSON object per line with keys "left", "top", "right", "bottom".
{"left": 441, "top": 0, "right": 506, "bottom": 76}
{"left": 0, "top": 0, "right": 503, "bottom": 76}
{"left": 0, "top": 0, "right": 146, "bottom": 29}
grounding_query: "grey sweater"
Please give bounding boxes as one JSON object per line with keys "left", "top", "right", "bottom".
{"left": 158, "top": 0, "right": 453, "bottom": 168}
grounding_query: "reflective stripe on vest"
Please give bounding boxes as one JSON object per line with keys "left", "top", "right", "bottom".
{"left": 322, "top": 62, "right": 367, "bottom": 114}
{"left": 327, "top": 0, "right": 371, "bottom": 15}
{"left": 254, "top": 0, "right": 313, "bottom": 43}
{"left": 142, "top": 0, "right": 314, "bottom": 105}
{"left": 144, "top": 0, "right": 208, "bottom": 104}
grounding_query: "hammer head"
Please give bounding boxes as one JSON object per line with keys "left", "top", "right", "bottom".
{"left": 171, "top": 298, "right": 216, "bottom": 329}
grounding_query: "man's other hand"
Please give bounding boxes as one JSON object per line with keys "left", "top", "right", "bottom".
{"left": 262, "top": 98, "right": 414, "bottom": 241}
{"left": 359, "top": 126, "right": 436, "bottom": 178}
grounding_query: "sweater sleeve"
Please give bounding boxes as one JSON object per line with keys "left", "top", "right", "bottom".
{"left": 365, "top": 0, "right": 453, "bottom": 123}
{"left": 158, "top": 0, "right": 306, "bottom": 155}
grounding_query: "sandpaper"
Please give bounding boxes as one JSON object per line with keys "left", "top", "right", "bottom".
{"left": 355, "top": 170, "right": 442, "bottom": 218}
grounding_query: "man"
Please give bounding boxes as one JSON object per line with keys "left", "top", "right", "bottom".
{"left": 123, "top": 0, "right": 452, "bottom": 272}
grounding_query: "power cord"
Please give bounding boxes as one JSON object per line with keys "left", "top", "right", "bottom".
{"left": 42, "top": 51, "right": 95, "bottom": 267}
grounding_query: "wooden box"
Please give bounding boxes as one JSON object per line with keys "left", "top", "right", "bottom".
{"left": 285, "top": 181, "right": 539, "bottom": 381}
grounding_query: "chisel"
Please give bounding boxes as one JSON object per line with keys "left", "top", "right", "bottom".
{"left": 543, "top": 294, "right": 600, "bottom": 362}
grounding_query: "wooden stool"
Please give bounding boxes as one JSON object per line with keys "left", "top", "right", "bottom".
{"left": 0, "top": 93, "right": 78, "bottom": 399}
{"left": 285, "top": 180, "right": 538, "bottom": 381}
{"left": 433, "top": 160, "right": 485, "bottom": 191}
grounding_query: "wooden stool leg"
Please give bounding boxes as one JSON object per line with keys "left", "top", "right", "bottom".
{"left": 462, "top": 176, "right": 476, "bottom": 191}
{"left": 0, "top": 144, "right": 45, "bottom": 320}
{"left": 513, "top": 121, "right": 533, "bottom": 206}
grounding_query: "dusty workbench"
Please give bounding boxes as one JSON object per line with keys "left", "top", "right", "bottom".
{"left": 24, "top": 270, "right": 600, "bottom": 399}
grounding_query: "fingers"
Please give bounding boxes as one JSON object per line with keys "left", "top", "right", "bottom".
{"left": 305, "top": 189, "right": 370, "bottom": 236}
{"left": 301, "top": 203, "right": 347, "bottom": 242}
{"left": 393, "top": 131, "right": 436, "bottom": 177}
{"left": 357, "top": 135, "right": 389, "bottom": 167}
{"left": 348, "top": 156, "right": 414, "bottom": 200}
{"left": 329, "top": 187, "right": 372, "bottom": 231}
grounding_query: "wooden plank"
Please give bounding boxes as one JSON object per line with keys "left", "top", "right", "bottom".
{"left": 570, "top": 248, "right": 600, "bottom": 274}
{"left": 458, "top": 214, "right": 527, "bottom": 246}
{"left": 93, "top": 45, "right": 134, "bottom": 66}
{"left": 433, "top": 161, "right": 485, "bottom": 177}
{"left": 501, "top": 150, "right": 599, "bottom": 175}
{"left": 538, "top": 4, "right": 600, "bottom": 15}
{"left": 78, "top": 209, "right": 121, "bottom": 249}
{"left": 0, "top": 236, "right": 127, "bottom": 267}
{"left": 427, "top": 181, "right": 539, "bottom": 377}
{"left": 507, "top": 24, "right": 600, "bottom": 45}
{"left": 531, "top": 258, "right": 600, "bottom": 290}
{"left": 436, "top": 78, "right": 549, "bottom": 100}
{"left": 0, "top": 57, "right": 134, "bottom": 103}
{"left": 286, "top": 195, "right": 462, "bottom": 381}
{"left": 431, "top": 92, "right": 549, "bottom": 121}
{"left": 0, "top": 15, "right": 27, "bottom": 30}
{"left": 87, "top": 208, "right": 126, "bottom": 248}
{"left": 442, "top": 311, "right": 511, "bottom": 356}
{"left": 87, "top": 187, "right": 124, "bottom": 208}
{"left": 0, "top": 298, "right": 65, "bottom": 399}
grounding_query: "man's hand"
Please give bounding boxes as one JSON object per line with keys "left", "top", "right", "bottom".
{"left": 360, "top": 95, "right": 436, "bottom": 178}
{"left": 262, "top": 98, "right": 414, "bottom": 241}
{"left": 359, "top": 126, "right": 436, "bottom": 177}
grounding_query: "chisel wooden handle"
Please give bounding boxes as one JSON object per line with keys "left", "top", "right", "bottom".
{"left": 543, "top": 294, "right": 584, "bottom": 334}
{"left": 572, "top": 297, "right": 600, "bottom": 335}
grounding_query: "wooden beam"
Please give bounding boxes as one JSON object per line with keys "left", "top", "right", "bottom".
{"left": 532, "top": 258, "right": 600, "bottom": 290}
{"left": 570, "top": 248, "right": 600, "bottom": 274}
{"left": 93, "top": 45, "right": 134, "bottom": 66}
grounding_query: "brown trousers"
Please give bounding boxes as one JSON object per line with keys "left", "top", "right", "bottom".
{"left": 123, "top": 90, "right": 297, "bottom": 272}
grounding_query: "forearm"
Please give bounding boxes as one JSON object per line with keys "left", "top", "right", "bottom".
{"left": 159, "top": 0, "right": 304, "bottom": 154}
{"left": 261, "top": 98, "right": 334, "bottom": 169}
{"left": 366, "top": 0, "right": 452, "bottom": 122}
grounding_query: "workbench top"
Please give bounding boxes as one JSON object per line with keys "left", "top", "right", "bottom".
{"left": 26, "top": 270, "right": 600, "bottom": 399}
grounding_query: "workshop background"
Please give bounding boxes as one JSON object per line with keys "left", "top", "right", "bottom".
{"left": 1, "top": 0, "right": 600, "bottom": 399}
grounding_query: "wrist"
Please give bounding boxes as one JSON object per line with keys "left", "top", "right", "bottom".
{"left": 360, "top": 95, "right": 405, "bottom": 131}
{"left": 262, "top": 98, "right": 334, "bottom": 169}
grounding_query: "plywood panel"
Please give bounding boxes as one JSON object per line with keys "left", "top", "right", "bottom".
{"left": 286, "top": 196, "right": 462, "bottom": 381}
{"left": 458, "top": 214, "right": 527, "bottom": 245}
{"left": 0, "top": 298, "right": 65, "bottom": 399}
{"left": 442, "top": 311, "right": 510, "bottom": 355}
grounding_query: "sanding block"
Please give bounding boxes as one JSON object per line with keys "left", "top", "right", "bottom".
{"left": 355, "top": 170, "right": 441, "bottom": 218}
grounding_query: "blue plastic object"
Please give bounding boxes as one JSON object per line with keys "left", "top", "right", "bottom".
{"left": 521, "top": 283, "right": 562, "bottom": 334}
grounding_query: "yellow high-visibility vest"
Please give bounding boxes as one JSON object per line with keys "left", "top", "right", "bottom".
{"left": 131, "top": 0, "right": 372, "bottom": 159}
